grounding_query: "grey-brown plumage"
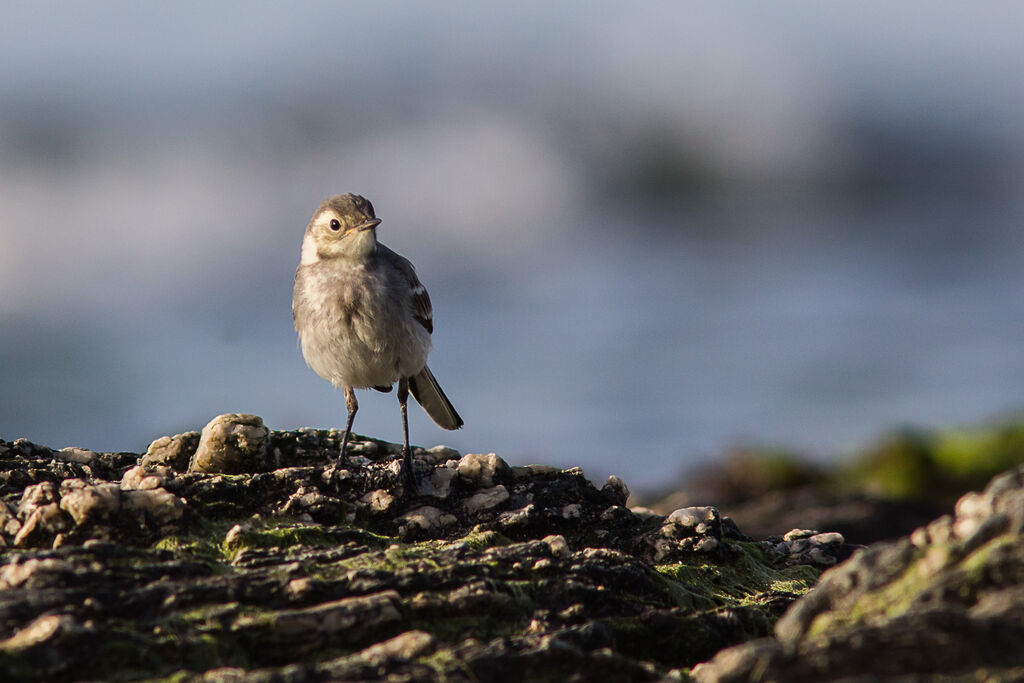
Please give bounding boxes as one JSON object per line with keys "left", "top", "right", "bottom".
{"left": 292, "top": 194, "right": 463, "bottom": 480}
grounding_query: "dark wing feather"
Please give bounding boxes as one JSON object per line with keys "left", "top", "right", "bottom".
{"left": 410, "top": 287, "right": 433, "bottom": 334}
{"left": 379, "top": 245, "right": 433, "bottom": 334}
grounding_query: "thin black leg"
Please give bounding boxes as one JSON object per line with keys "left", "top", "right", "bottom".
{"left": 340, "top": 386, "right": 358, "bottom": 465}
{"left": 397, "top": 377, "right": 413, "bottom": 487}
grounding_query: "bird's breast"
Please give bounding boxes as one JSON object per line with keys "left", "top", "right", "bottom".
{"left": 293, "top": 262, "right": 430, "bottom": 388}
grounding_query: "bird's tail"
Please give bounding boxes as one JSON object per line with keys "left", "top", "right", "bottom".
{"left": 409, "top": 365, "right": 464, "bottom": 430}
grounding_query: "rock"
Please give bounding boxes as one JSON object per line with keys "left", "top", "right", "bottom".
{"left": 541, "top": 534, "right": 570, "bottom": 559}
{"left": 415, "top": 462, "right": 458, "bottom": 498}
{"left": 662, "top": 506, "right": 722, "bottom": 539}
{"left": 232, "top": 590, "right": 403, "bottom": 654}
{"left": 560, "top": 503, "right": 582, "bottom": 519}
{"left": 223, "top": 523, "right": 247, "bottom": 549}
{"left": 602, "top": 475, "right": 630, "bottom": 505}
{"left": 141, "top": 431, "right": 200, "bottom": 470}
{"left": 457, "top": 452, "right": 510, "bottom": 488}
{"left": 651, "top": 506, "right": 729, "bottom": 562}
{"left": 809, "top": 531, "right": 844, "bottom": 545}
{"left": 0, "top": 423, "right": 861, "bottom": 681}
{"left": 279, "top": 485, "right": 345, "bottom": 521}
{"left": 463, "top": 484, "right": 510, "bottom": 515}
{"left": 18, "top": 481, "right": 59, "bottom": 516}
{"left": 13, "top": 503, "right": 68, "bottom": 547}
{"left": 0, "top": 614, "right": 75, "bottom": 653}
{"left": 0, "top": 557, "right": 73, "bottom": 590}
{"left": 58, "top": 480, "right": 121, "bottom": 525}
{"left": 651, "top": 484, "right": 944, "bottom": 546}
{"left": 694, "top": 466, "right": 1024, "bottom": 681}
{"left": 188, "top": 414, "right": 268, "bottom": 474}
{"left": 120, "top": 464, "right": 173, "bottom": 491}
{"left": 356, "top": 629, "right": 437, "bottom": 662}
{"left": 398, "top": 505, "right": 458, "bottom": 534}
{"left": 56, "top": 447, "right": 97, "bottom": 465}
{"left": 361, "top": 488, "right": 396, "bottom": 514}
{"left": 765, "top": 528, "right": 854, "bottom": 568}
{"left": 422, "top": 445, "right": 460, "bottom": 465}
{"left": 122, "top": 488, "right": 186, "bottom": 526}
{"left": 512, "top": 464, "right": 560, "bottom": 480}
{"left": 782, "top": 528, "right": 816, "bottom": 541}
{"left": 0, "top": 501, "right": 21, "bottom": 539}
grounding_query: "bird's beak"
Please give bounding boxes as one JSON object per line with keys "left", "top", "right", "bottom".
{"left": 356, "top": 218, "right": 382, "bottom": 231}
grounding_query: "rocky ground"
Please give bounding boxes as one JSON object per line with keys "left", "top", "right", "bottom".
{"left": 1, "top": 414, "right": 1022, "bottom": 681}
{"left": 694, "top": 466, "right": 1024, "bottom": 682}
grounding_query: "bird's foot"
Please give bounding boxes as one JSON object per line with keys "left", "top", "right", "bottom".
{"left": 324, "top": 453, "right": 347, "bottom": 485}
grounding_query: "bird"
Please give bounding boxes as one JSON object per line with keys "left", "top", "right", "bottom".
{"left": 292, "top": 194, "right": 463, "bottom": 484}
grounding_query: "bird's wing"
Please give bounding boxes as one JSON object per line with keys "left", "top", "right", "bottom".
{"left": 379, "top": 245, "right": 433, "bottom": 334}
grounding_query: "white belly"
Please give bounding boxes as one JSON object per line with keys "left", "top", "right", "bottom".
{"left": 294, "top": 264, "right": 431, "bottom": 389}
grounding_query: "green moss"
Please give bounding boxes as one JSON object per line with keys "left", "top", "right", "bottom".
{"left": 932, "top": 421, "right": 1024, "bottom": 488}
{"left": 155, "top": 518, "right": 240, "bottom": 563}
{"left": 225, "top": 523, "right": 337, "bottom": 554}
{"left": 840, "top": 561, "right": 923, "bottom": 627}
{"left": 656, "top": 542, "right": 820, "bottom": 610}
{"left": 154, "top": 518, "right": 503, "bottom": 581}
{"left": 327, "top": 539, "right": 454, "bottom": 576}
{"left": 959, "top": 531, "right": 1017, "bottom": 574}
{"left": 335, "top": 544, "right": 429, "bottom": 574}
{"left": 643, "top": 543, "right": 822, "bottom": 666}
{"left": 749, "top": 448, "right": 824, "bottom": 488}
{"left": 842, "top": 429, "right": 939, "bottom": 501}
{"left": 818, "top": 531, "right": 1015, "bottom": 636}
{"left": 156, "top": 516, "right": 395, "bottom": 566}
{"left": 840, "top": 417, "right": 1024, "bottom": 504}
{"left": 417, "top": 647, "right": 473, "bottom": 682}
{"left": 455, "top": 529, "right": 512, "bottom": 552}
{"left": 652, "top": 568, "right": 720, "bottom": 611}
{"left": 318, "top": 528, "right": 511, "bottom": 577}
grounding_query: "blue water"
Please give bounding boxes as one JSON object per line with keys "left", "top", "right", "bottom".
{"left": 3, "top": 3, "right": 1024, "bottom": 490}
{"left": 4, "top": 188, "right": 1023, "bottom": 490}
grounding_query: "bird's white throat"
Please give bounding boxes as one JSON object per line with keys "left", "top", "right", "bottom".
{"left": 299, "top": 234, "right": 319, "bottom": 266}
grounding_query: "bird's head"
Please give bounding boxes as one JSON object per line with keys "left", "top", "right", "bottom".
{"left": 301, "top": 193, "right": 381, "bottom": 265}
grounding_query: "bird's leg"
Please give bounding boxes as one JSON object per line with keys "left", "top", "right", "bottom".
{"left": 340, "top": 386, "right": 358, "bottom": 465}
{"left": 397, "top": 377, "right": 414, "bottom": 487}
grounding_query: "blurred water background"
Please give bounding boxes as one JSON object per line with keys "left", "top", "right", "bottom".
{"left": 2, "top": 3, "right": 1024, "bottom": 490}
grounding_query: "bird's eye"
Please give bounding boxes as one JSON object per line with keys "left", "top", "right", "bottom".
{"left": 329, "top": 219, "right": 341, "bottom": 231}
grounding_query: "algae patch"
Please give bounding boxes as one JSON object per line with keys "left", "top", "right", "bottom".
{"left": 657, "top": 541, "right": 820, "bottom": 609}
